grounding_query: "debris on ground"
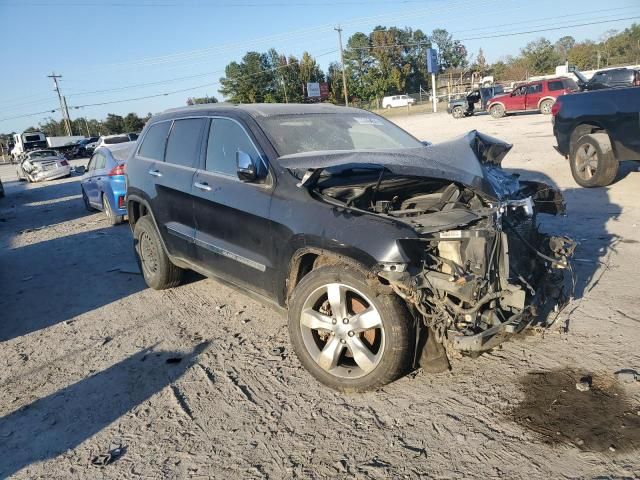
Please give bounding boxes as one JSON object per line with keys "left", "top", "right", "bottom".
{"left": 614, "top": 369, "right": 638, "bottom": 384}
{"left": 575, "top": 376, "right": 592, "bottom": 392}
{"left": 90, "top": 444, "right": 126, "bottom": 467}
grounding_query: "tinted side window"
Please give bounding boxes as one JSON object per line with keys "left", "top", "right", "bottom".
{"left": 165, "top": 118, "right": 206, "bottom": 168}
{"left": 611, "top": 70, "right": 630, "bottom": 81}
{"left": 548, "top": 80, "right": 564, "bottom": 91}
{"left": 206, "top": 118, "right": 258, "bottom": 176}
{"left": 138, "top": 121, "right": 171, "bottom": 160}
{"left": 527, "top": 83, "right": 542, "bottom": 94}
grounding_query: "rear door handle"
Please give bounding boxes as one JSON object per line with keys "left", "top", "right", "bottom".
{"left": 148, "top": 169, "right": 162, "bottom": 177}
{"left": 194, "top": 181, "right": 211, "bottom": 191}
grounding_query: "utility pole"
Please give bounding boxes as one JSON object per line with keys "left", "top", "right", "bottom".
{"left": 82, "top": 117, "right": 91, "bottom": 137}
{"left": 597, "top": 51, "right": 601, "bottom": 70}
{"left": 47, "top": 72, "right": 73, "bottom": 136}
{"left": 334, "top": 26, "right": 349, "bottom": 107}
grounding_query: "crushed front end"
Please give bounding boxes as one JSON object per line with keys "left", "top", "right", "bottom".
{"left": 379, "top": 195, "right": 575, "bottom": 357}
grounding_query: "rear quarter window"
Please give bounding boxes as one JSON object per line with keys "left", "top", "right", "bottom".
{"left": 138, "top": 121, "right": 171, "bottom": 160}
{"left": 547, "top": 80, "right": 564, "bottom": 91}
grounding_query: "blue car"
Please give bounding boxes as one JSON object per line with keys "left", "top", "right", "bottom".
{"left": 81, "top": 143, "right": 135, "bottom": 225}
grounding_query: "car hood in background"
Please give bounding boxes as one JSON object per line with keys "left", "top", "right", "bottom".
{"left": 278, "top": 130, "right": 519, "bottom": 200}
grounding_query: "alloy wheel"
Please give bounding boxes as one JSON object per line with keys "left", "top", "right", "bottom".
{"left": 299, "top": 283, "right": 385, "bottom": 379}
{"left": 575, "top": 143, "right": 599, "bottom": 181}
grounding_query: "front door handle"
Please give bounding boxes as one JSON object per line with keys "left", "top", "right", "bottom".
{"left": 148, "top": 169, "right": 162, "bottom": 177}
{"left": 194, "top": 181, "right": 211, "bottom": 191}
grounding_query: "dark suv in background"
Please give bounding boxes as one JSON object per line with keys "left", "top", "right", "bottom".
{"left": 582, "top": 67, "right": 640, "bottom": 91}
{"left": 126, "top": 103, "right": 573, "bottom": 391}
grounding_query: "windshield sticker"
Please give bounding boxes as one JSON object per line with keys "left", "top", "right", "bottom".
{"left": 353, "top": 116, "right": 384, "bottom": 125}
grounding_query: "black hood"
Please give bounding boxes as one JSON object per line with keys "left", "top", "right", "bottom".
{"left": 277, "top": 130, "right": 519, "bottom": 200}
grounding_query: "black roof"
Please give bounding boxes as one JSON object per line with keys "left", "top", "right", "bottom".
{"left": 160, "top": 102, "right": 366, "bottom": 119}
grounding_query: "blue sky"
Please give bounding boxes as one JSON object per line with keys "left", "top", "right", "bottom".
{"left": 1, "top": 0, "right": 639, "bottom": 133}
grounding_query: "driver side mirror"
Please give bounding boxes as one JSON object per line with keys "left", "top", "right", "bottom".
{"left": 236, "top": 150, "right": 256, "bottom": 182}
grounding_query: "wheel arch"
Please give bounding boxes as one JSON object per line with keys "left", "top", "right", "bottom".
{"left": 537, "top": 96, "right": 556, "bottom": 109}
{"left": 285, "top": 247, "right": 386, "bottom": 306}
{"left": 488, "top": 101, "right": 506, "bottom": 113}
{"left": 569, "top": 122, "right": 614, "bottom": 155}
{"left": 126, "top": 194, "right": 172, "bottom": 258}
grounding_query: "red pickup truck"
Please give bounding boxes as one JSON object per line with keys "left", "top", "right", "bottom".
{"left": 487, "top": 77, "right": 579, "bottom": 118}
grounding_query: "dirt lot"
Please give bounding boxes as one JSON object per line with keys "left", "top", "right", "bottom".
{"left": 1, "top": 111, "right": 639, "bottom": 479}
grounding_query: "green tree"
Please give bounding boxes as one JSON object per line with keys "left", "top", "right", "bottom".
{"left": 186, "top": 96, "right": 219, "bottom": 105}
{"left": 554, "top": 36, "right": 575, "bottom": 62}
{"left": 567, "top": 41, "right": 598, "bottom": 70}
{"left": 219, "top": 51, "right": 275, "bottom": 103}
{"left": 103, "top": 114, "right": 125, "bottom": 134}
{"left": 123, "top": 113, "right": 146, "bottom": 132}
{"left": 520, "top": 38, "right": 560, "bottom": 75}
{"left": 431, "top": 28, "right": 468, "bottom": 70}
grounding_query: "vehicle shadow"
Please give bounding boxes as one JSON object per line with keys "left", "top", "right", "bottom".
{"left": 0, "top": 342, "right": 209, "bottom": 478}
{"left": 505, "top": 168, "right": 622, "bottom": 302}
{"left": 611, "top": 159, "right": 639, "bottom": 185}
{"left": 0, "top": 225, "right": 145, "bottom": 342}
{"left": 0, "top": 177, "right": 94, "bottom": 234}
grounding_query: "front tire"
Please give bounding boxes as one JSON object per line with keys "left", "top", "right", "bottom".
{"left": 570, "top": 133, "right": 618, "bottom": 187}
{"left": 490, "top": 104, "right": 505, "bottom": 118}
{"left": 133, "top": 216, "right": 183, "bottom": 289}
{"left": 288, "top": 265, "right": 412, "bottom": 392}
{"left": 451, "top": 106, "right": 464, "bottom": 119}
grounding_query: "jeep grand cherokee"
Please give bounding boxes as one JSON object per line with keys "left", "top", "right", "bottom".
{"left": 126, "top": 103, "right": 574, "bottom": 392}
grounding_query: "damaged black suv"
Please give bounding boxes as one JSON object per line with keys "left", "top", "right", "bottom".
{"left": 126, "top": 103, "right": 574, "bottom": 392}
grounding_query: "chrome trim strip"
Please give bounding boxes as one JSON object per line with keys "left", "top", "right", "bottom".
{"left": 193, "top": 237, "right": 266, "bottom": 272}
{"left": 166, "top": 224, "right": 195, "bottom": 243}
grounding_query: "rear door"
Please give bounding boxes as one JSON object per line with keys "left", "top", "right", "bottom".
{"left": 84, "top": 152, "right": 106, "bottom": 206}
{"left": 81, "top": 153, "right": 99, "bottom": 204}
{"left": 524, "top": 82, "right": 544, "bottom": 110}
{"left": 135, "top": 118, "right": 205, "bottom": 263}
{"left": 192, "top": 117, "right": 275, "bottom": 296}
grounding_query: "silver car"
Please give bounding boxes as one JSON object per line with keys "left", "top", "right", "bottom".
{"left": 16, "top": 150, "right": 72, "bottom": 183}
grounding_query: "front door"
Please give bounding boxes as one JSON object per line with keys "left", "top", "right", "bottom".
{"left": 507, "top": 85, "right": 527, "bottom": 111}
{"left": 192, "top": 117, "right": 275, "bottom": 297}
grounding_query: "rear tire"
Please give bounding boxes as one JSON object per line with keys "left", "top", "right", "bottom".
{"left": 490, "top": 104, "right": 505, "bottom": 118}
{"left": 103, "top": 194, "right": 124, "bottom": 225}
{"left": 539, "top": 99, "right": 554, "bottom": 115}
{"left": 288, "top": 265, "right": 412, "bottom": 392}
{"left": 133, "top": 215, "right": 183, "bottom": 290}
{"left": 570, "top": 133, "right": 618, "bottom": 187}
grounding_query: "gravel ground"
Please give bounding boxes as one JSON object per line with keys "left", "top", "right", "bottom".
{"left": 1, "top": 111, "right": 639, "bottom": 479}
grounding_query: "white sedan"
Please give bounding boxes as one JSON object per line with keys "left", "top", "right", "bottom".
{"left": 16, "top": 150, "right": 72, "bottom": 183}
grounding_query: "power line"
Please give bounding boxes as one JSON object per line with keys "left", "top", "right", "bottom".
{"left": 0, "top": 108, "right": 61, "bottom": 123}
{"left": 5, "top": 0, "right": 432, "bottom": 6}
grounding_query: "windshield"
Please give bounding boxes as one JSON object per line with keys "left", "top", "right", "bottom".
{"left": 104, "top": 135, "right": 130, "bottom": 145}
{"left": 258, "top": 113, "right": 424, "bottom": 156}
